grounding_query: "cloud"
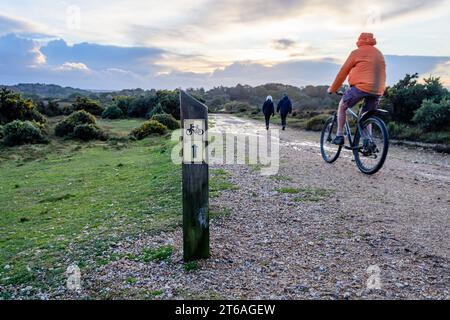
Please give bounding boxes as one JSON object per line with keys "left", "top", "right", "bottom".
{"left": 0, "top": 14, "right": 35, "bottom": 35}
{"left": 0, "top": 34, "right": 45, "bottom": 72}
{"left": 55, "top": 62, "right": 91, "bottom": 73}
{"left": 1, "top": 32, "right": 450, "bottom": 90}
{"left": 421, "top": 61, "right": 450, "bottom": 87}
{"left": 273, "top": 39, "right": 297, "bottom": 50}
{"left": 385, "top": 55, "right": 450, "bottom": 84}
{"left": 0, "top": 14, "right": 52, "bottom": 39}
{"left": 40, "top": 39, "right": 166, "bottom": 74}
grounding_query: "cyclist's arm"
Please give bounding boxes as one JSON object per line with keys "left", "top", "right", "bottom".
{"left": 329, "top": 52, "right": 356, "bottom": 93}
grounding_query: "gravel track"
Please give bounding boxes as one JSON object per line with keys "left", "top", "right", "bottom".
{"left": 63, "top": 114, "right": 449, "bottom": 300}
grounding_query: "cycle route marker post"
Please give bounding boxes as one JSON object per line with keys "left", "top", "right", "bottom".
{"left": 180, "top": 91, "right": 210, "bottom": 262}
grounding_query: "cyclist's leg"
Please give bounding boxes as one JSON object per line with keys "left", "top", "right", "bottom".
{"left": 361, "top": 95, "right": 381, "bottom": 138}
{"left": 337, "top": 87, "right": 364, "bottom": 136}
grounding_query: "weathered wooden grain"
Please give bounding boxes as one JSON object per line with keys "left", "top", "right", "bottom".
{"left": 180, "top": 91, "right": 210, "bottom": 261}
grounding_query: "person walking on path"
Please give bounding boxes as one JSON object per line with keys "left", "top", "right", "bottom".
{"left": 277, "top": 93, "right": 293, "bottom": 131}
{"left": 262, "top": 95, "right": 275, "bottom": 130}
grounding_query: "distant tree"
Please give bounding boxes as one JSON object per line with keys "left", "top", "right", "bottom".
{"left": 156, "top": 90, "right": 180, "bottom": 119}
{"left": 72, "top": 96, "right": 104, "bottom": 116}
{"left": 37, "top": 99, "right": 61, "bottom": 117}
{"left": 127, "top": 95, "right": 157, "bottom": 118}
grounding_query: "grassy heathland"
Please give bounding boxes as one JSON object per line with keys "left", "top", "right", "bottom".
{"left": 0, "top": 119, "right": 182, "bottom": 297}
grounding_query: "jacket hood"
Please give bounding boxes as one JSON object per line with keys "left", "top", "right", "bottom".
{"left": 357, "top": 33, "right": 377, "bottom": 47}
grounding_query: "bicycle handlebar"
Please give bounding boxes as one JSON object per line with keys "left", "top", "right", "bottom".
{"left": 328, "top": 90, "right": 344, "bottom": 96}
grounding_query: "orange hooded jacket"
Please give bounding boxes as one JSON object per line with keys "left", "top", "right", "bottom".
{"left": 330, "top": 33, "right": 386, "bottom": 96}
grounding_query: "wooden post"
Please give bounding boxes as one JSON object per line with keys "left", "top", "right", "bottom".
{"left": 180, "top": 91, "right": 210, "bottom": 262}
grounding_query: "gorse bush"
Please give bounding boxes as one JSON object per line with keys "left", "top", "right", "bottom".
{"left": 73, "top": 124, "right": 107, "bottom": 141}
{"left": 55, "top": 110, "right": 97, "bottom": 137}
{"left": 131, "top": 120, "right": 167, "bottom": 140}
{"left": 2, "top": 120, "right": 48, "bottom": 146}
{"left": 151, "top": 113, "right": 180, "bottom": 130}
{"left": 72, "top": 96, "right": 104, "bottom": 116}
{"left": 413, "top": 99, "right": 450, "bottom": 132}
{"left": 102, "top": 105, "right": 124, "bottom": 119}
{"left": 305, "top": 114, "right": 330, "bottom": 131}
{"left": 0, "top": 88, "right": 47, "bottom": 125}
{"left": 382, "top": 74, "right": 448, "bottom": 123}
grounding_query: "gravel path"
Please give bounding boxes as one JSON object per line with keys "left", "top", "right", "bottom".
{"left": 66, "top": 114, "right": 449, "bottom": 300}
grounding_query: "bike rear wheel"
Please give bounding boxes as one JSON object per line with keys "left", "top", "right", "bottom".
{"left": 320, "top": 117, "right": 342, "bottom": 164}
{"left": 353, "top": 116, "right": 389, "bottom": 175}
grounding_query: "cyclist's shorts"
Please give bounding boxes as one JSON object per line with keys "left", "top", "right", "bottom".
{"left": 341, "top": 86, "right": 381, "bottom": 113}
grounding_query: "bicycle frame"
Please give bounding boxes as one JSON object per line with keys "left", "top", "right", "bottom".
{"left": 343, "top": 107, "right": 365, "bottom": 150}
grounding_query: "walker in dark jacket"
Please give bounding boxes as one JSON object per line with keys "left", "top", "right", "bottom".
{"left": 277, "top": 94, "right": 293, "bottom": 130}
{"left": 262, "top": 96, "right": 275, "bottom": 130}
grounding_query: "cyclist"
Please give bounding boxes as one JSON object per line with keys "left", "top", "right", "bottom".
{"left": 262, "top": 95, "right": 275, "bottom": 130}
{"left": 327, "top": 33, "right": 386, "bottom": 146}
{"left": 277, "top": 93, "right": 293, "bottom": 131}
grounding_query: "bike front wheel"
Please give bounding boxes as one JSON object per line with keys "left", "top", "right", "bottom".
{"left": 320, "top": 116, "right": 342, "bottom": 164}
{"left": 354, "top": 116, "right": 389, "bottom": 175}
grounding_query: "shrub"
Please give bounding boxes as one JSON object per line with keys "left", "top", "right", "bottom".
{"left": 131, "top": 120, "right": 167, "bottom": 140}
{"left": 382, "top": 74, "right": 447, "bottom": 123}
{"left": 73, "top": 124, "right": 107, "bottom": 141}
{"left": 55, "top": 110, "right": 96, "bottom": 137}
{"left": 37, "top": 100, "right": 62, "bottom": 117}
{"left": 150, "top": 113, "right": 180, "bottom": 130}
{"left": 223, "top": 101, "right": 253, "bottom": 114}
{"left": 0, "top": 125, "right": 3, "bottom": 139}
{"left": 128, "top": 95, "right": 157, "bottom": 118}
{"left": 146, "top": 103, "right": 165, "bottom": 119}
{"left": 156, "top": 90, "right": 180, "bottom": 119}
{"left": 305, "top": 114, "right": 330, "bottom": 131}
{"left": 72, "top": 97, "right": 104, "bottom": 116}
{"left": 387, "top": 122, "right": 423, "bottom": 141}
{"left": 413, "top": 99, "right": 450, "bottom": 131}
{"left": 114, "top": 96, "right": 133, "bottom": 115}
{"left": 102, "top": 105, "right": 124, "bottom": 119}
{"left": 2, "top": 120, "right": 47, "bottom": 146}
{"left": 0, "top": 88, "right": 47, "bottom": 125}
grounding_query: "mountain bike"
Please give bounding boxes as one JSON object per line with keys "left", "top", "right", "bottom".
{"left": 320, "top": 92, "right": 390, "bottom": 175}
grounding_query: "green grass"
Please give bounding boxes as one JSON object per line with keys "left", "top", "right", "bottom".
{"left": 141, "top": 245, "right": 174, "bottom": 262}
{"left": 209, "top": 206, "right": 231, "bottom": 220}
{"left": 183, "top": 261, "right": 200, "bottom": 272}
{"left": 276, "top": 187, "right": 301, "bottom": 194}
{"left": 146, "top": 289, "right": 164, "bottom": 299}
{"left": 388, "top": 122, "right": 450, "bottom": 147}
{"left": 0, "top": 119, "right": 181, "bottom": 294}
{"left": 270, "top": 175, "right": 293, "bottom": 182}
{"left": 210, "top": 169, "right": 238, "bottom": 198}
{"left": 276, "top": 186, "right": 333, "bottom": 202}
{"left": 292, "top": 188, "right": 334, "bottom": 203}
{"left": 97, "top": 119, "right": 145, "bottom": 137}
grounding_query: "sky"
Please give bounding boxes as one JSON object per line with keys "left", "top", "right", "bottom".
{"left": 1, "top": 0, "right": 450, "bottom": 90}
